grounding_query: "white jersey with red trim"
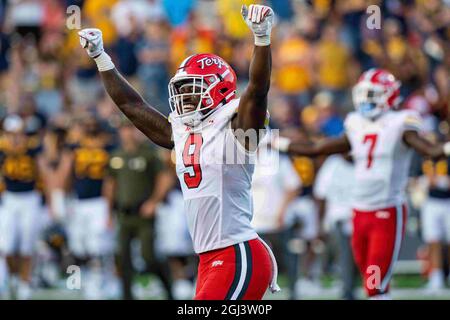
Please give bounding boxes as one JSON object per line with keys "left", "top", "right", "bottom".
{"left": 344, "top": 109, "right": 422, "bottom": 211}
{"left": 170, "top": 98, "right": 260, "bottom": 254}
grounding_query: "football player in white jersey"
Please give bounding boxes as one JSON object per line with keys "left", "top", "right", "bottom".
{"left": 273, "top": 68, "right": 450, "bottom": 299}
{"left": 78, "top": 4, "right": 279, "bottom": 300}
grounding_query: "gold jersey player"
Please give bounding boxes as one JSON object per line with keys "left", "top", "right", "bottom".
{"left": 59, "top": 117, "right": 116, "bottom": 299}
{"left": 0, "top": 115, "right": 43, "bottom": 300}
{"left": 273, "top": 69, "right": 450, "bottom": 299}
{"left": 78, "top": 4, "right": 279, "bottom": 300}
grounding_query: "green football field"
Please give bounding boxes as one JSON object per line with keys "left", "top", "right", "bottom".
{"left": 24, "top": 274, "right": 450, "bottom": 300}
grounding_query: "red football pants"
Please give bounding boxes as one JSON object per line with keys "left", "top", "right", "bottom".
{"left": 195, "top": 238, "right": 272, "bottom": 300}
{"left": 351, "top": 204, "right": 407, "bottom": 297}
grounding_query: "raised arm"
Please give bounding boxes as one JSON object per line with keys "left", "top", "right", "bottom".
{"left": 273, "top": 135, "right": 351, "bottom": 157}
{"left": 403, "top": 130, "right": 449, "bottom": 159}
{"left": 99, "top": 70, "right": 173, "bottom": 149}
{"left": 78, "top": 29, "right": 173, "bottom": 149}
{"left": 236, "top": 45, "right": 271, "bottom": 131}
{"left": 232, "top": 5, "right": 274, "bottom": 150}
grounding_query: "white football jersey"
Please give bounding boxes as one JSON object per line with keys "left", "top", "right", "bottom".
{"left": 170, "top": 99, "right": 260, "bottom": 254}
{"left": 252, "top": 154, "right": 301, "bottom": 233}
{"left": 344, "top": 109, "right": 422, "bottom": 211}
{"left": 313, "top": 155, "right": 355, "bottom": 232}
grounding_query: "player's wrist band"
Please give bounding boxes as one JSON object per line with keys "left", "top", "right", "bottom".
{"left": 443, "top": 142, "right": 450, "bottom": 157}
{"left": 254, "top": 35, "right": 271, "bottom": 46}
{"left": 94, "top": 51, "right": 115, "bottom": 72}
{"left": 275, "top": 136, "right": 291, "bottom": 152}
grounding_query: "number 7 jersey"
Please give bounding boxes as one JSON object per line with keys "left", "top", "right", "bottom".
{"left": 344, "top": 109, "right": 422, "bottom": 211}
{"left": 170, "top": 99, "right": 260, "bottom": 254}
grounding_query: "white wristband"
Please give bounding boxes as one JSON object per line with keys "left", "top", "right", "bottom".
{"left": 254, "top": 35, "right": 271, "bottom": 46}
{"left": 274, "top": 136, "right": 291, "bottom": 152}
{"left": 94, "top": 51, "right": 115, "bottom": 72}
{"left": 443, "top": 142, "right": 450, "bottom": 157}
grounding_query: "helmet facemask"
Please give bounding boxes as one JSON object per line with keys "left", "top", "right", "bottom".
{"left": 352, "top": 81, "right": 396, "bottom": 119}
{"left": 168, "top": 74, "right": 221, "bottom": 127}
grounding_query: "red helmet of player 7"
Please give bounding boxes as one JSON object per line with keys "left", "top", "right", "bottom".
{"left": 168, "top": 53, "right": 237, "bottom": 127}
{"left": 352, "top": 68, "right": 401, "bottom": 119}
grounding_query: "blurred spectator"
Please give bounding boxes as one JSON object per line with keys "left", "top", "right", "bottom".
{"left": 113, "top": 18, "right": 140, "bottom": 77}
{"left": 155, "top": 150, "right": 195, "bottom": 300}
{"left": 280, "top": 129, "right": 321, "bottom": 299}
{"left": 0, "top": 27, "right": 9, "bottom": 74}
{"left": 403, "top": 81, "right": 440, "bottom": 133}
{"left": 8, "top": 0, "right": 44, "bottom": 41}
{"left": 18, "top": 93, "right": 47, "bottom": 137}
{"left": 111, "top": 0, "right": 165, "bottom": 38}
{"left": 59, "top": 115, "right": 116, "bottom": 299}
{"left": 38, "top": 125, "right": 68, "bottom": 221}
{"left": 136, "top": 19, "right": 170, "bottom": 114}
{"left": 411, "top": 133, "right": 450, "bottom": 293}
{"left": 0, "top": 114, "right": 43, "bottom": 300}
{"left": 274, "top": 25, "right": 313, "bottom": 112}
{"left": 314, "top": 154, "right": 359, "bottom": 300}
{"left": 104, "top": 120, "right": 173, "bottom": 300}
{"left": 83, "top": 0, "right": 118, "bottom": 48}
{"left": 313, "top": 91, "right": 344, "bottom": 137}
{"left": 251, "top": 138, "right": 301, "bottom": 289}
{"left": 169, "top": 13, "right": 215, "bottom": 72}
{"left": 216, "top": 0, "right": 254, "bottom": 39}
{"left": 269, "top": 93, "right": 299, "bottom": 129}
{"left": 314, "top": 24, "right": 352, "bottom": 109}
{"left": 162, "top": 0, "right": 196, "bottom": 27}
{"left": 267, "top": 0, "right": 294, "bottom": 21}
{"left": 41, "top": 0, "right": 65, "bottom": 33}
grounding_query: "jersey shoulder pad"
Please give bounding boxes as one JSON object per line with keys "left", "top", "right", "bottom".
{"left": 214, "top": 98, "right": 240, "bottom": 122}
{"left": 343, "top": 111, "right": 361, "bottom": 132}
{"left": 399, "top": 109, "right": 422, "bottom": 132}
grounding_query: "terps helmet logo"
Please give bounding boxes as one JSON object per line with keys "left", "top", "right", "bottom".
{"left": 375, "top": 210, "right": 390, "bottom": 219}
{"left": 378, "top": 72, "right": 394, "bottom": 84}
{"left": 197, "top": 57, "right": 225, "bottom": 70}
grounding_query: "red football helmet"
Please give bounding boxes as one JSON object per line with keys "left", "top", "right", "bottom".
{"left": 352, "top": 68, "right": 401, "bottom": 119}
{"left": 168, "top": 53, "right": 237, "bottom": 127}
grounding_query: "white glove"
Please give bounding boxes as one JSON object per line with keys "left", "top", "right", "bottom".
{"left": 78, "top": 28, "right": 115, "bottom": 72}
{"left": 241, "top": 4, "right": 275, "bottom": 46}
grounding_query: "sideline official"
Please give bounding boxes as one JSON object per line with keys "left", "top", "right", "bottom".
{"left": 104, "top": 119, "right": 173, "bottom": 300}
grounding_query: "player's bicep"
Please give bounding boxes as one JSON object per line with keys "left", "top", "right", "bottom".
{"left": 235, "top": 91, "right": 268, "bottom": 131}
{"left": 231, "top": 108, "right": 269, "bottom": 152}
{"left": 403, "top": 130, "right": 431, "bottom": 153}
{"left": 403, "top": 130, "right": 445, "bottom": 159}
{"left": 234, "top": 45, "right": 272, "bottom": 133}
{"left": 100, "top": 69, "right": 174, "bottom": 149}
